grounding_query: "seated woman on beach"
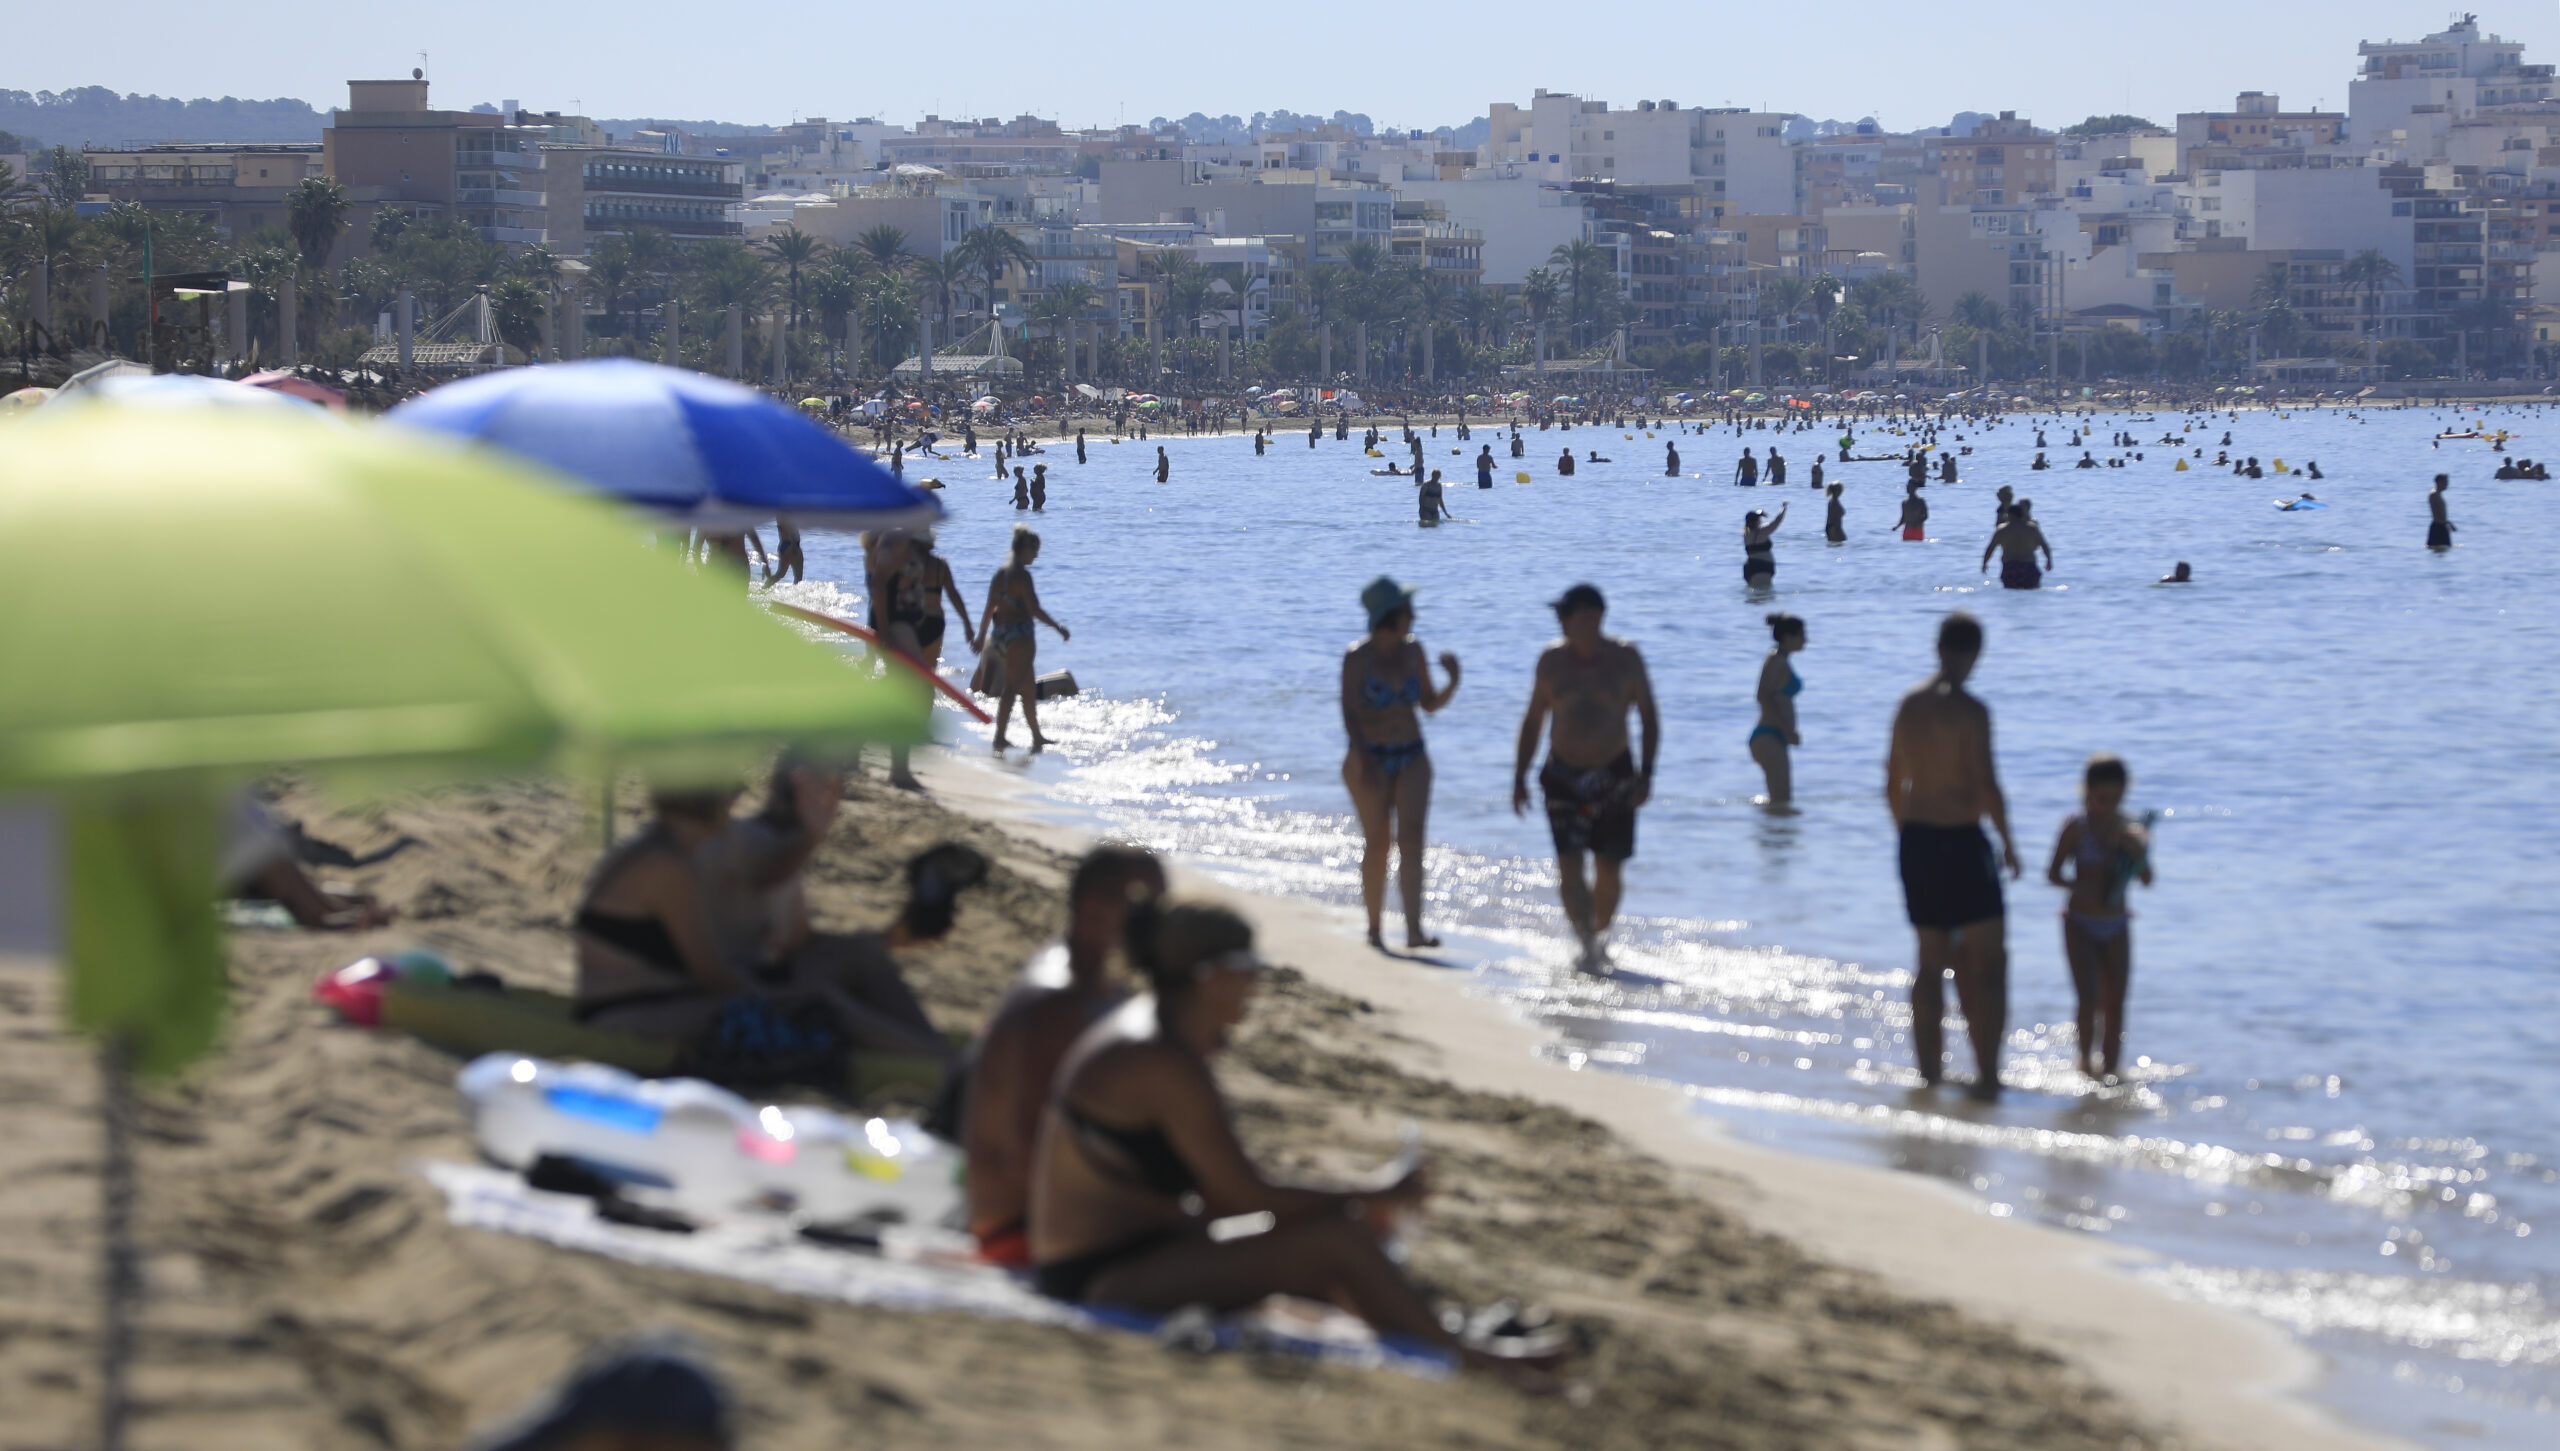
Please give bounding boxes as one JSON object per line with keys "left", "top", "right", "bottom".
{"left": 960, "top": 845, "right": 1166, "bottom": 1263}
{"left": 1028, "top": 900, "right": 1559, "bottom": 1372}
{"left": 573, "top": 788, "right": 971, "bottom": 1071}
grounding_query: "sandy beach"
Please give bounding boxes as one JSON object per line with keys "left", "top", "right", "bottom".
{"left": 0, "top": 750, "right": 2406, "bottom": 1450}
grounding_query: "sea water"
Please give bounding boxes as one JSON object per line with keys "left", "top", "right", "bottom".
{"left": 787, "top": 402, "right": 2557, "bottom": 1448}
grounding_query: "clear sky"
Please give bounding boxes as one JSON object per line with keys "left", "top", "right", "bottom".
{"left": 13, "top": 2, "right": 2560, "bottom": 134}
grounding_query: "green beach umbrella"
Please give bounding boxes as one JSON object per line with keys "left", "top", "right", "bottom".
{"left": 0, "top": 404, "right": 927, "bottom": 1072}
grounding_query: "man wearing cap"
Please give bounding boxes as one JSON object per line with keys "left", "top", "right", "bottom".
{"left": 1512, "top": 585, "right": 1659, "bottom": 972}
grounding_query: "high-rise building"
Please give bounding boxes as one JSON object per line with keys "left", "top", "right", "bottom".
{"left": 321, "top": 79, "right": 549, "bottom": 249}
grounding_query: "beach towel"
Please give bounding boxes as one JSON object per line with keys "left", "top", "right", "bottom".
{"left": 424, "top": 1161, "right": 1456, "bottom": 1379}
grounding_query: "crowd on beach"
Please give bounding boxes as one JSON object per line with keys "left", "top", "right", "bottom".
{"left": 220, "top": 384, "right": 2525, "bottom": 1418}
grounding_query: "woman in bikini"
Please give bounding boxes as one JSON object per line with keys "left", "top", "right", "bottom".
{"left": 571, "top": 786, "right": 957, "bottom": 1074}
{"left": 1749, "top": 613, "right": 1806, "bottom": 808}
{"left": 2046, "top": 753, "right": 2152, "bottom": 1083}
{"left": 1028, "top": 901, "right": 1561, "bottom": 1375}
{"left": 1340, "top": 577, "right": 1460, "bottom": 951}
{"left": 975, "top": 525, "right": 1069, "bottom": 753}
{"left": 1741, "top": 502, "right": 1787, "bottom": 588}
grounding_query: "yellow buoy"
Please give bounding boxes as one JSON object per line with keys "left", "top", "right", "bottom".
{"left": 1366, "top": 449, "right": 1383, "bottom": 457}
{"left": 1624, "top": 433, "right": 1633, "bottom": 439}
{"left": 2272, "top": 459, "right": 2288, "bottom": 474}
{"left": 2174, "top": 459, "right": 2188, "bottom": 471}
{"left": 1514, "top": 471, "right": 1532, "bottom": 484}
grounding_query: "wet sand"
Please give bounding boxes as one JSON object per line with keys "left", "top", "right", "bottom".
{"left": 0, "top": 757, "right": 2398, "bottom": 1450}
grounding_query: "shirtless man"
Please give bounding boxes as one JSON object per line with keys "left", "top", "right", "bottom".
{"left": 1512, "top": 584, "right": 1660, "bottom": 972}
{"left": 1885, "top": 612, "right": 2020, "bottom": 1098}
{"left": 1981, "top": 498, "right": 2052, "bottom": 589}
{"left": 958, "top": 845, "right": 1164, "bottom": 1264}
{"left": 2427, "top": 473, "right": 2454, "bottom": 549}
{"left": 1897, "top": 480, "right": 1929, "bottom": 541}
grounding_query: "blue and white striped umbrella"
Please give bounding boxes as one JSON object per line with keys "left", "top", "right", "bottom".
{"left": 389, "top": 359, "right": 942, "bottom": 531}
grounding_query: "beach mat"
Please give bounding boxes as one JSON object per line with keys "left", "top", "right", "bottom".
{"left": 422, "top": 1161, "right": 1455, "bottom": 1380}
{"left": 378, "top": 981, "right": 945, "bottom": 1104}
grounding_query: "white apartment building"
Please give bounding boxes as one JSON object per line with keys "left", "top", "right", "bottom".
{"left": 1483, "top": 90, "right": 1796, "bottom": 215}
{"left": 2350, "top": 16, "right": 2557, "bottom": 155}
{"left": 1387, "top": 173, "right": 1598, "bottom": 286}
{"left": 2174, "top": 166, "right": 2410, "bottom": 277}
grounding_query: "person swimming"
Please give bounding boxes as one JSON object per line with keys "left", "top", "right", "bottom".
{"left": 1897, "top": 480, "right": 1929, "bottom": 541}
{"left": 2158, "top": 561, "right": 2193, "bottom": 584}
{"left": 1824, "top": 482, "right": 1846, "bottom": 542}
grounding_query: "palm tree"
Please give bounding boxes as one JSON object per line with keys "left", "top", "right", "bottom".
{"left": 853, "top": 224, "right": 913, "bottom": 273}
{"left": 913, "top": 252, "right": 973, "bottom": 351}
{"left": 1548, "top": 238, "right": 1607, "bottom": 348}
{"left": 284, "top": 176, "right": 351, "bottom": 274}
{"left": 955, "top": 225, "right": 1034, "bottom": 319}
{"left": 586, "top": 237, "right": 635, "bottom": 341}
{"left": 1406, "top": 269, "right": 1455, "bottom": 382}
{"left": 2341, "top": 248, "right": 2401, "bottom": 345}
{"left": 1521, "top": 267, "right": 1561, "bottom": 374}
{"left": 1031, "top": 279, "right": 1098, "bottom": 381}
{"left": 1455, "top": 286, "right": 1502, "bottom": 348}
{"left": 1763, "top": 276, "right": 1812, "bottom": 346}
{"left": 806, "top": 261, "right": 864, "bottom": 366}
{"left": 1952, "top": 290, "right": 2004, "bottom": 331}
{"left": 758, "top": 225, "right": 826, "bottom": 329}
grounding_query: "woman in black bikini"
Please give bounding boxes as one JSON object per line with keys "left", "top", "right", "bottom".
{"left": 1340, "top": 577, "right": 1460, "bottom": 951}
{"left": 1029, "top": 901, "right": 1560, "bottom": 1374}
{"left": 974, "top": 525, "right": 1069, "bottom": 752}
{"left": 572, "top": 791, "right": 962, "bottom": 1071}
{"left": 1742, "top": 502, "right": 1788, "bottom": 587}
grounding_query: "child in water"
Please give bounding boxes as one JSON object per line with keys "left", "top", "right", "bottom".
{"left": 2046, "top": 754, "right": 2153, "bottom": 1083}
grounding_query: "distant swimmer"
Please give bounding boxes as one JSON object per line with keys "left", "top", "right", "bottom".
{"left": 1993, "top": 485, "right": 2015, "bottom": 528}
{"left": 1767, "top": 449, "right": 1788, "bottom": 486}
{"left": 1897, "top": 479, "right": 1929, "bottom": 540}
{"left": 1510, "top": 432, "right": 1526, "bottom": 458}
{"left": 1479, "top": 445, "right": 1497, "bottom": 488}
{"left": 2047, "top": 752, "right": 2152, "bottom": 1083}
{"left": 2030, "top": 451, "right": 2050, "bottom": 471}
{"left": 1665, "top": 440, "right": 1681, "bottom": 477}
{"left": 1513, "top": 584, "right": 1659, "bottom": 974}
{"left": 1808, "top": 456, "right": 1824, "bottom": 492}
{"left": 1013, "top": 467, "right": 1031, "bottom": 511}
{"left": 1253, "top": 430, "right": 1265, "bottom": 456}
{"left": 1742, "top": 504, "right": 1788, "bottom": 588}
{"left": 1342, "top": 577, "right": 1461, "bottom": 951}
{"left": 2278, "top": 492, "right": 2319, "bottom": 511}
{"left": 1155, "top": 446, "right": 1171, "bottom": 483}
{"left": 1031, "top": 463, "right": 1048, "bottom": 512}
{"left": 1418, "top": 470, "right": 1451, "bottom": 525}
{"left": 1982, "top": 498, "right": 2051, "bottom": 589}
{"left": 1939, "top": 452, "right": 1958, "bottom": 483}
{"left": 1825, "top": 482, "right": 1847, "bottom": 542}
{"left": 2158, "top": 561, "right": 2193, "bottom": 584}
{"left": 1885, "top": 611, "right": 2021, "bottom": 1099}
{"left": 2074, "top": 451, "right": 2098, "bottom": 470}
{"left": 1750, "top": 612, "right": 1807, "bottom": 808}
{"left": 1586, "top": 450, "right": 1610, "bottom": 464}
{"left": 1557, "top": 448, "right": 1577, "bottom": 477}
{"left": 1309, "top": 420, "right": 1321, "bottom": 449}
{"left": 1076, "top": 429, "right": 1088, "bottom": 464}
{"left": 1734, "top": 448, "right": 1760, "bottom": 487}
{"left": 2428, "top": 473, "right": 2455, "bottom": 549}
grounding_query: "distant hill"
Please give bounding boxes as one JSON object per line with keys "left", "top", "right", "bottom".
{"left": 0, "top": 86, "right": 324, "bottom": 149}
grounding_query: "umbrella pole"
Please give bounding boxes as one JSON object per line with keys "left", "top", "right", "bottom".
{"left": 98, "top": 1036, "right": 137, "bottom": 1451}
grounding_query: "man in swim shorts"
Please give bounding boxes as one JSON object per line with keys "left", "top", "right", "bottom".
{"left": 1981, "top": 498, "right": 2051, "bottom": 589}
{"left": 2428, "top": 473, "right": 2454, "bottom": 549}
{"left": 1885, "top": 612, "right": 2020, "bottom": 1098}
{"left": 1513, "top": 584, "right": 1659, "bottom": 972}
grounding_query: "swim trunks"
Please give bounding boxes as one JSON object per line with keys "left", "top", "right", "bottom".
{"left": 2000, "top": 558, "right": 2042, "bottom": 589}
{"left": 1540, "top": 753, "right": 1639, "bottom": 862}
{"left": 1902, "top": 525, "right": 1926, "bottom": 541}
{"left": 2427, "top": 520, "right": 2453, "bottom": 548}
{"left": 1898, "top": 823, "right": 2004, "bottom": 930}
